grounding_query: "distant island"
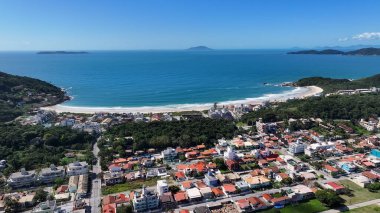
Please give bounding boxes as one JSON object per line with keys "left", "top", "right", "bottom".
{"left": 187, "top": 46, "right": 213, "bottom": 51}
{"left": 37, "top": 51, "right": 89, "bottom": 54}
{"left": 288, "top": 47, "right": 380, "bottom": 56}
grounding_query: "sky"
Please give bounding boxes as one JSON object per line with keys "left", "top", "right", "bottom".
{"left": 0, "top": 0, "right": 380, "bottom": 50}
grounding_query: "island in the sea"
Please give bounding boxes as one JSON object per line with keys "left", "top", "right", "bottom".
{"left": 288, "top": 47, "right": 380, "bottom": 56}
{"left": 37, "top": 51, "right": 89, "bottom": 54}
{"left": 187, "top": 46, "right": 213, "bottom": 51}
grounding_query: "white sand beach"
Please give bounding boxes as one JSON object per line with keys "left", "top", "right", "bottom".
{"left": 42, "top": 86, "right": 323, "bottom": 114}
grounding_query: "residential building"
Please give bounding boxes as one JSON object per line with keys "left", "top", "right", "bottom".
{"left": 132, "top": 187, "right": 159, "bottom": 212}
{"left": 103, "top": 172, "right": 124, "bottom": 186}
{"left": 157, "top": 180, "right": 169, "bottom": 196}
{"left": 161, "top": 147, "right": 177, "bottom": 161}
{"left": 7, "top": 168, "right": 36, "bottom": 188}
{"left": 288, "top": 139, "right": 306, "bottom": 154}
{"left": 67, "top": 162, "right": 88, "bottom": 176}
{"left": 351, "top": 175, "right": 371, "bottom": 188}
{"left": 324, "top": 182, "right": 345, "bottom": 194}
{"left": 186, "top": 188, "right": 202, "bottom": 201}
{"left": 243, "top": 175, "right": 271, "bottom": 189}
{"left": 38, "top": 164, "right": 65, "bottom": 184}
{"left": 159, "top": 192, "right": 176, "bottom": 210}
{"left": 204, "top": 173, "right": 219, "bottom": 187}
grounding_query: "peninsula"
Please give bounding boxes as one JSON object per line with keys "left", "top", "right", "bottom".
{"left": 288, "top": 47, "right": 380, "bottom": 56}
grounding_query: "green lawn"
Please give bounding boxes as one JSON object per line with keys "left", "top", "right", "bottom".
{"left": 347, "top": 204, "right": 380, "bottom": 213}
{"left": 339, "top": 180, "right": 380, "bottom": 205}
{"left": 259, "top": 199, "right": 328, "bottom": 213}
{"left": 102, "top": 177, "right": 160, "bottom": 195}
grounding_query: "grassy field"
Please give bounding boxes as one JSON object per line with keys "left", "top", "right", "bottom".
{"left": 102, "top": 177, "right": 160, "bottom": 195}
{"left": 259, "top": 199, "right": 328, "bottom": 213}
{"left": 347, "top": 204, "right": 380, "bottom": 213}
{"left": 339, "top": 180, "right": 380, "bottom": 204}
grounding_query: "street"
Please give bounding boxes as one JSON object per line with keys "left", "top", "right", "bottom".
{"left": 89, "top": 139, "right": 102, "bottom": 213}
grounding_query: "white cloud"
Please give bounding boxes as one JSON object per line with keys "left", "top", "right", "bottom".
{"left": 352, "top": 32, "right": 380, "bottom": 40}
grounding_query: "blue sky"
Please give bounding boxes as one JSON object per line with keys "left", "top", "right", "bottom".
{"left": 0, "top": 0, "right": 380, "bottom": 50}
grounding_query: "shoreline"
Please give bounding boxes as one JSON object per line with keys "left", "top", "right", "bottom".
{"left": 41, "top": 86, "right": 323, "bottom": 114}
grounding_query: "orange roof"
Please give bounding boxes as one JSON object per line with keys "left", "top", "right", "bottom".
{"left": 262, "top": 193, "right": 273, "bottom": 201}
{"left": 180, "top": 210, "right": 190, "bottom": 213}
{"left": 103, "top": 195, "right": 116, "bottom": 205}
{"left": 112, "top": 158, "right": 128, "bottom": 164}
{"left": 363, "top": 171, "right": 379, "bottom": 179}
{"left": 277, "top": 173, "right": 289, "bottom": 179}
{"left": 177, "top": 164, "right": 189, "bottom": 170}
{"left": 197, "top": 144, "right": 206, "bottom": 149}
{"left": 324, "top": 165, "right": 338, "bottom": 172}
{"left": 174, "top": 191, "right": 188, "bottom": 202}
{"left": 271, "top": 196, "right": 290, "bottom": 203}
{"left": 181, "top": 181, "right": 193, "bottom": 189}
{"left": 222, "top": 184, "right": 237, "bottom": 193}
{"left": 211, "top": 187, "right": 224, "bottom": 196}
{"left": 175, "top": 171, "right": 186, "bottom": 179}
{"left": 102, "top": 203, "right": 116, "bottom": 213}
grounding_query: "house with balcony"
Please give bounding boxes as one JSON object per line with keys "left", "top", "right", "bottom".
{"left": 38, "top": 164, "right": 65, "bottom": 184}
{"left": 67, "top": 161, "right": 88, "bottom": 176}
{"left": 7, "top": 168, "right": 36, "bottom": 188}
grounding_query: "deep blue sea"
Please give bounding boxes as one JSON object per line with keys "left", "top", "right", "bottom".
{"left": 0, "top": 50, "right": 380, "bottom": 107}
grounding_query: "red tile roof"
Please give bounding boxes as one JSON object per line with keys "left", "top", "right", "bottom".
{"left": 222, "top": 184, "right": 237, "bottom": 193}
{"left": 211, "top": 187, "right": 224, "bottom": 197}
{"left": 102, "top": 203, "right": 116, "bottom": 213}
{"left": 362, "top": 171, "right": 379, "bottom": 180}
{"left": 326, "top": 182, "right": 345, "bottom": 190}
{"left": 174, "top": 191, "right": 188, "bottom": 202}
{"left": 324, "top": 165, "right": 339, "bottom": 172}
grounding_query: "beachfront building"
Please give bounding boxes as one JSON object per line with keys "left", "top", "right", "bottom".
{"left": 7, "top": 168, "right": 37, "bottom": 188}
{"left": 38, "top": 164, "right": 65, "bottom": 184}
{"left": 256, "top": 118, "right": 277, "bottom": 134}
{"left": 66, "top": 161, "right": 88, "bottom": 176}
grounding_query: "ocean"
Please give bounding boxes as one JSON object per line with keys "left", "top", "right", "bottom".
{"left": 0, "top": 50, "right": 380, "bottom": 108}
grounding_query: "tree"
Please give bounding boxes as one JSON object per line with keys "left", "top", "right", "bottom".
{"left": 213, "top": 158, "right": 227, "bottom": 171}
{"left": 281, "top": 177, "right": 293, "bottom": 185}
{"left": 315, "top": 189, "right": 343, "bottom": 207}
{"left": 169, "top": 185, "right": 180, "bottom": 194}
{"left": 33, "top": 188, "right": 48, "bottom": 203}
{"left": 4, "top": 197, "right": 20, "bottom": 213}
{"left": 367, "top": 182, "right": 380, "bottom": 192}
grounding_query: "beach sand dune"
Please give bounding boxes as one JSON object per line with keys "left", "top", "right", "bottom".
{"left": 42, "top": 86, "right": 323, "bottom": 114}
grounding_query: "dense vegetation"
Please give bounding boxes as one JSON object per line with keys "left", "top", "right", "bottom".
{"left": 242, "top": 93, "right": 380, "bottom": 123}
{"left": 0, "top": 71, "right": 66, "bottom": 122}
{"left": 295, "top": 74, "right": 380, "bottom": 93}
{"left": 0, "top": 123, "right": 95, "bottom": 176}
{"left": 98, "top": 119, "right": 237, "bottom": 168}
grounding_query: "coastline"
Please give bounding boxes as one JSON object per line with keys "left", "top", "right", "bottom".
{"left": 41, "top": 86, "right": 323, "bottom": 114}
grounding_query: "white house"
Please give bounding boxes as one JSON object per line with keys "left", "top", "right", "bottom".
{"left": 66, "top": 162, "right": 88, "bottom": 176}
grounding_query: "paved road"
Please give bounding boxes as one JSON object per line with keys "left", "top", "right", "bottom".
{"left": 321, "top": 199, "right": 380, "bottom": 213}
{"left": 90, "top": 140, "right": 102, "bottom": 213}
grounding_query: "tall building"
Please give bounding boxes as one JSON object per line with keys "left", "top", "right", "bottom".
{"left": 156, "top": 180, "right": 169, "bottom": 196}
{"left": 133, "top": 186, "right": 159, "bottom": 212}
{"left": 66, "top": 161, "right": 88, "bottom": 176}
{"left": 7, "top": 168, "right": 36, "bottom": 188}
{"left": 38, "top": 164, "right": 65, "bottom": 184}
{"left": 288, "top": 139, "right": 306, "bottom": 155}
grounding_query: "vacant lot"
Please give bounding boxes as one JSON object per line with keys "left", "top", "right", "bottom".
{"left": 102, "top": 177, "right": 160, "bottom": 195}
{"left": 339, "top": 179, "right": 380, "bottom": 204}
{"left": 260, "top": 199, "right": 328, "bottom": 213}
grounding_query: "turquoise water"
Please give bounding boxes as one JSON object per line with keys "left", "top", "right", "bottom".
{"left": 0, "top": 50, "right": 380, "bottom": 107}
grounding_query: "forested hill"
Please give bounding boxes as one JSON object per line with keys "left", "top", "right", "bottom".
{"left": 0, "top": 71, "right": 67, "bottom": 122}
{"left": 294, "top": 74, "right": 380, "bottom": 93}
{"left": 288, "top": 47, "right": 380, "bottom": 55}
